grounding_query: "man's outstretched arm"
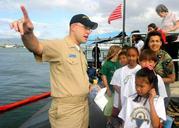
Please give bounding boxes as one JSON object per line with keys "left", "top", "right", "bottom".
{"left": 10, "top": 5, "right": 43, "bottom": 56}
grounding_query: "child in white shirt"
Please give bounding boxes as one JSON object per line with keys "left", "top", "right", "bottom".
{"left": 139, "top": 49, "right": 167, "bottom": 97}
{"left": 119, "top": 68, "right": 166, "bottom": 128}
{"left": 111, "top": 47, "right": 141, "bottom": 111}
{"left": 110, "top": 51, "right": 128, "bottom": 118}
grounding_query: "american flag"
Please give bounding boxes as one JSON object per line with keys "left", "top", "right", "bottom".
{"left": 108, "top": 4, "right": 122, "bottom": 24}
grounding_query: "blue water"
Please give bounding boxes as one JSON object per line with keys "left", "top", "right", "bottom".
{"left": 0, "top": 48, "right": 50, "bottom": 128}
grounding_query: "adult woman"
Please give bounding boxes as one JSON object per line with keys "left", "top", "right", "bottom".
{"left": 156, "top": 4, "right": 179, "bottom": 81}
{"left": 143, "top": 31, "right": 175, "bottom": 96}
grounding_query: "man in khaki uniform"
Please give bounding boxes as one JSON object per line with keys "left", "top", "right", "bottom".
{"left": 10, "top": 5, "right": 98, "bottom": 128}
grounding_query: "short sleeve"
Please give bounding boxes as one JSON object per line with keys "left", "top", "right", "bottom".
{"left": 100, "top": 61, "right": 108, "bottom": 76}
{"left": 110, "top": 68, "right": 122, "bottom": 86}
{"left": 137, "top": 40, "right": 144, "bottom": 48}
{"left": 163, "top": 54, "right": 175, "bottom": 75}
{"left": 35, "top": 40, "right": 62, "bottom": 62}
{"left": 135, "top": 40, "right": 144, "bottom": 52}
{"left": 154, "top": 97, "right": 167, "bottom": 121}
{"left": 155, "top": 50, "right": 175, "bottom": 77}
{"left": 157, "top": 75, "right": 168, "bottom": 97}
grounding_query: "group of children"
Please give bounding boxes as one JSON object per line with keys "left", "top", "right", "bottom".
{"left": 99, "top": 32, "right": 170, "bottom": 128}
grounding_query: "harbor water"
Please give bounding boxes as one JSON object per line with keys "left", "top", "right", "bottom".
{"left": 0, "top": 47, "right": 107, "bottom": 128}
{"left": 0, "top": 48, "right": 50, "bottom": 128}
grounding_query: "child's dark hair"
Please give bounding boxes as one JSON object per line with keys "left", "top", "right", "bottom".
{"left": 139, "top": 49, "right": 158, "bottom": 62}
{"left": 148, "top": 23, "right": 158, "bottom": 31}
{"left": 133, "top": 67, "right": 159, "bottom": 105}
{"left": 118, "top": 51, "right": 127, "bottom": 58}
{"left": 143, "top": 31, "right": 164, "bottom": 50}
{"left": 127, "top": 46, "right": 139, "bottom": 56}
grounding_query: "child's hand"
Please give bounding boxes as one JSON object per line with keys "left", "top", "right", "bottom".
{"left": 149, "top": 88, "right": 157, "bottom": 102}
{"left": 107, "top": 89, "right": 112, "bottom": 97}
{"left": 89, "top": 85, "right": 101, "bottom": 92}
{"left": 147, "top": 65, "right": 154, "bottom": 70}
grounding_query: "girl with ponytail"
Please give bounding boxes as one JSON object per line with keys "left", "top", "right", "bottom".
{"left": 118, "top": 68, "right": 166, "bottom": 128}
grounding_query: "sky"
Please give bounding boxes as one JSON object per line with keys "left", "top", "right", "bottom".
{"left": 0, "top": 0, "right": 179, "bottom": 39}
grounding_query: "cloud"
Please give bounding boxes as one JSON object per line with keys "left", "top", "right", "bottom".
{"left": 0, "top": 18, "right": 64, "bottom": 39}
{"left": 1, "top": 0, "right": 179, "bottom": 39}
{"left": 0, "top": 29, "right": 20, "bottom": 38}
{"left": 0, "top": 18, "right": 13, "bottom": 24}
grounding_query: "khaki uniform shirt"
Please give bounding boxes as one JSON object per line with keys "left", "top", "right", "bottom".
{"left": 36, "top": 36, "right": 89, "bottom": 97}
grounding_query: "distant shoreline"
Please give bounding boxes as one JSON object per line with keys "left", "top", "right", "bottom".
{"left": 0, "top": 44, "right": 25, "bottom": 48}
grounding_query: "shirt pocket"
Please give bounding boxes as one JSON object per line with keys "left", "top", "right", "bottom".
{"left": 66, "top": 58, "right": 79, "bottom": 65}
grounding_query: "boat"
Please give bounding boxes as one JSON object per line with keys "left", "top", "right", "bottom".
{"left": 82, "top": 31, "right": 130, "bottom": 68}
{"left": 3, "top": 44, "right": 17, "bottom": 48}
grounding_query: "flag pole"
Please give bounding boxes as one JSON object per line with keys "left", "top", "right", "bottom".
{"left": 122, "top": 0, "right": 126, "bottom": 45}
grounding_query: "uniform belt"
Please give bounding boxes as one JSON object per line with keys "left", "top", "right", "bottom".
{"left": 53, "top": 95, "right": 87, "bottom": 103}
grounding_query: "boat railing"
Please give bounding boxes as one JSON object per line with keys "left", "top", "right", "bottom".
{"left": 129, "top": 32, "right": 179, "bottom": 46}
{"left": 129, "top": 32, "right": 147, "bottom": 46}
{"left": 0, "top": 92, "right": 50, "bottom": 113}
{"left": 83, "top": 37, "right": 130, "bottom": 64}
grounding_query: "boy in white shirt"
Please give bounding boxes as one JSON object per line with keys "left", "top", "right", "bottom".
{"left": 139, "top": 49, "right": 167, "bottom": 98}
